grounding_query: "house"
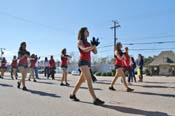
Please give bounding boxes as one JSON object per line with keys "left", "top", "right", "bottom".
{"left": 148, "top": 51, "right": 175, "bottom": 76}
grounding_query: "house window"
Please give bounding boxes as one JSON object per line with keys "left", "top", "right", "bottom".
{"left": 154, "top": 67, "right": 157, "bottom": 70}
{"left": 163, "top": 57, "right": 167, "bottom": 63}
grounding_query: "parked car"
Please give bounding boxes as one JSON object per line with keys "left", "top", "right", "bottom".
{"left": 71, "top": 70, "right": 80, "bottom": 76}
{"left": 38, "top": 68, "right": 44, "bottom": 74}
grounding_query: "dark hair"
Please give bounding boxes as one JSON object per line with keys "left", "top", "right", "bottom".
{"left": 19, "top": 42, "right": 26, "bottom": 51}
{"left": 61, "top": 48, "right": 66, "bottom": 55}
{"left": 115, "top": 42, "right": 122, "bottom": 51}
{"left": 2, "top": 57, "right": 6, "bottom": 63}
{"left": 131, "top": 57, "right": 135, "bottom": 62}
{"left": 125, "top": 47, "right": 128, "bottom": 50}
{"left": 13, "top": 56, "right": 16, "bottom": 59}
{"left": 45, "top": 57, "right": 48, "bottom": 61}
{"left": 78, "top": 27, "right": 88, "bottom": 41}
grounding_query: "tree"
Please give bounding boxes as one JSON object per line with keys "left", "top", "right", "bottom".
{"left": 144, "top": 56, "right": 154, "bottom": 66}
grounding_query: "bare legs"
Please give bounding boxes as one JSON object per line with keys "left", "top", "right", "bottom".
{"left": 70, "top": 65, "right": 104, "bottom": 105}
{"left": 18, "top": 67, "right": 28, "bottom": 90}
{"left": 60, "top": 68, "right": 69, "bottom": 86}
{"left": 109, "top": 68, "right": 134, "bottom": 92}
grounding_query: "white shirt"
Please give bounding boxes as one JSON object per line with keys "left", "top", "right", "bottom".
{"left": 44, "top": 61, "right": 49, "bottom": 67}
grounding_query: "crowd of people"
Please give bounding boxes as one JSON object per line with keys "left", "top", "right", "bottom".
{"left": 0, "top": 27, "right": 144, "bottom": 105}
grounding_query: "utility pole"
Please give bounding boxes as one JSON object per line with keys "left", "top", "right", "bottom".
{"left": 110, "top": 20, "right": 120, "bottom": 54}
{"left": 0, "top": 48, "right": 5, "bottom": 58}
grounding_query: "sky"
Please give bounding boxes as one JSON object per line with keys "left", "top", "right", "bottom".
{"left": 0, "top": 0, "right": 175, "bottom": 62}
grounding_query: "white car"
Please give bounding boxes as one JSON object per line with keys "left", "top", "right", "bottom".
{"left": 71, "top": 70, "right": 80, "bottom": 76}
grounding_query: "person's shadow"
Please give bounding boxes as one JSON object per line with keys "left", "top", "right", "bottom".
{"left": 133, "top": 91, "right": 175, "bottom": 98}
{"left": 36, "top": 81, "right": 56, "bottom": 85}
{"left": 0, "top": 83, "right": 13, "bottom": 87}
{"left": 102, "top": 104, "right": 169, "bottom": 116}
{"left": 27, "top": 89, "right": 61, "bottom": 98}
{"left": 79, "top": 101, "right": 169, "bottom": 116}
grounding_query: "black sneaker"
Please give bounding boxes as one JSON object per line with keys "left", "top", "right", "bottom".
{"left": 17, "top": 82, "right": 21, "bottom": 88}
{"left": 92, "top": 76, "right": 97, "bottom": 82}
{"left": 93, "top": 98, "right": 105, "bottom": 105}
{"left": 127, "top": 87, "right": 134, "bottom": 92}
{"left": 22, "top": 87, "right": 28, "bottom": 91}
{"left": 70, "top": 94, "right": 80, "bottom": 101}
{"left": 109, "top": 86, "right": 116, "bottom": 91}
{"left": 65, "top": 83, "right": 70, "bottom": 86}
{"left": 33, "top": 79, "right": 37, "bottom": 82}
{"left": 60, "top": 83, "right": 65, "bottom": 86}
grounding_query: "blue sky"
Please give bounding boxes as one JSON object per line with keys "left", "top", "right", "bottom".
{"left": 0, "top": 0, "right": 175, "bottom": 62}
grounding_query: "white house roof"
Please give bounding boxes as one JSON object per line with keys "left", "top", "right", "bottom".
{"left": 149, "top": 51, "right": 175, "bottom": 66}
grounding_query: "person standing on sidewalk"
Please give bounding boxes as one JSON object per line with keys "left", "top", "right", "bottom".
{"left": 34, "top": 55, "right": 40, "bottom": 79}
{"left": 44, "top": 57, "right": 50, "bottom": 78}
{"left": 49, "top": 55, "right": 56, "bottom": 80}
{"left": 130, "top": 57, "right": 137, "bottom": 82}
{"left": 136, "top": 54, "right": 144, "bottom": 82}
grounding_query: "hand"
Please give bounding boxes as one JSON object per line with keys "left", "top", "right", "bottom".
{"left": 91, "top": 37, "right": 96, "bottom": 46}
{"left": 95, "top": 38, "right": 100, "bottom": 46}
{"left": 91, "top": 37, "right": 100, "bottom": 46}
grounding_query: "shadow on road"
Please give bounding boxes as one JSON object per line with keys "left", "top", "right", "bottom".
{"left": 0, "top": 83, "right": 13, "bottom": 87}
{"left": 78, "top": 101, "right": 169, "bottom": 116}
{"left": 133, "top": 91, "right": 175, "bottom": 98}
{"left": 133, "top": 84, "right": 175, "bottom": 89}
{"left": 27, "top": 89, "right": 61, "bottom": 98}
{"left": 35, "top": 81, "right": 56, "bottom": 85}
{"left": 67, "top": 85, "right": 103, "bottom": 91}
{"left": 143, "top": 81, "right": 175, "bottom": 84}
{"left": 102, "top": 104, "right": 169, "bottom": 116}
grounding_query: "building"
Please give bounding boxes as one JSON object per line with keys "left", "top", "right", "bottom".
{"left": 148, "top": 51, "right": 175, "bottom": 76}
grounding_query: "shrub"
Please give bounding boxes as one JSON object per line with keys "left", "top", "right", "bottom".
{"left": 95, "top": 72, "right": 101, "bottom": 76}
{"left": 145, "top": 69, "right": 151, "bottom": 76}
{"left": 106, "top": 72, "right": 112, "bottom": 76}
{"left": 102, "top": 72, "right": 107, "bottom": 76}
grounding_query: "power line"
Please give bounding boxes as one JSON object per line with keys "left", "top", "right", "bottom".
{"left": 121, "top": 34, "right": 175, "bottom": 40}
{"left": 0, "top": 11, "right": 61, "bottom": 31}
{"left": 124, "top": 40, "right": 175, "bottom": 45}
{"left": 99, "top": 40, "right": 175, "bottom": 49}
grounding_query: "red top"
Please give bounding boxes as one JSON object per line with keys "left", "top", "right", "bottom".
{"left": 30, "top": 59, "right": 36, "bottom": 68}
{"left": 61, "top": 56, "right": 68, "bottom": 66}
{"left": 49, "top": 59, "right": 55, "bottom": 70}
{"left": 79, "top": 41, "right": 91, "bottom": 62}
{"left": 11, "top": 59, "right": 17, "bottom": 68}
{"left": 18, "top": 56, "right": 28, "bottom": 65}
{"left": 1, "top": 60, "right": 7, "bottom": 68}
{"left": 114, "top": 50, "right": 123, "bottom": 66}
{"left": 125, "top": 53, "right": 131, "bottom": 66}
